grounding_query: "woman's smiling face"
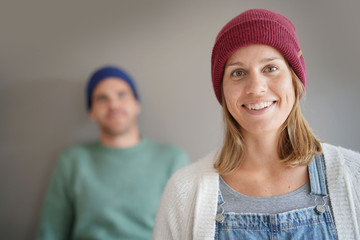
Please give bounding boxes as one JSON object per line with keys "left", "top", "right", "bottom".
{"left": 222, "top": 44, "right": 295, "bottom": 137}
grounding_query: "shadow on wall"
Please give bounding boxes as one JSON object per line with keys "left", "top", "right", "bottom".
{"left": 0, "top": 78, "right": 97, "bottom": 239}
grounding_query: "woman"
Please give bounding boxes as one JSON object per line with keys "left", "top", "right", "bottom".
{"left": 153, "top": 9, "right": 360, "bottom": 240}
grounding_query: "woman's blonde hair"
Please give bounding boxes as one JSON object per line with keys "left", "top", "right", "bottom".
{"left": 214, "top": 70, "right": 322, "bottom": 175}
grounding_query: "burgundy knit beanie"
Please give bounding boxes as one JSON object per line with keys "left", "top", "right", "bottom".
{"left": 211, "top": 9, "right": 306, "bottom": 104}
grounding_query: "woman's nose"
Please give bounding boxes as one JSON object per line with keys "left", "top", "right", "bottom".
{"left": 245, "top": 73, "right": 267, "bottom": 95}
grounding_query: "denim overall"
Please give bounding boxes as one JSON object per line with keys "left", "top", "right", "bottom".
{"left": 215, "top": 154, "right": 338, "bottom": 239}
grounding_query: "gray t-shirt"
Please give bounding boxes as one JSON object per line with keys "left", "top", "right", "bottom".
{"left": 219, "top": 176, "right": 328, "bottom": 214}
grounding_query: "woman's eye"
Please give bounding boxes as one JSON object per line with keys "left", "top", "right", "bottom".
{"left": 231, "top": 70, "right": 245, "bottom": 77}
{"left": 264, "top": 65, "right": 278, "bottom": 72}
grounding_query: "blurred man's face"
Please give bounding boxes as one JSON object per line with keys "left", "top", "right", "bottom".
{"left": 90, "top": 77, "right": 140, "bottom": 137}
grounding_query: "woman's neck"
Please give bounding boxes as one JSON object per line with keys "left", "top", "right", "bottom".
{"left": 241, "top": 130, "right": 282, "bottom": 170}
{"left": 221, "top": 130, "right": 309, "bottom": 197}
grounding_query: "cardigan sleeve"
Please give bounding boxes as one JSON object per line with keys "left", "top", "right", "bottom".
{"left": 340, "top": 146, "right": 360, "bottom": 239}
{"left": 153, "top": 168, "right": 196, "bottom": 240}
{"left": 323, "top": 143, "right": 360, "bottom": 240}
{"left": 153, "top": 151, "right": 220, "bottom": 240}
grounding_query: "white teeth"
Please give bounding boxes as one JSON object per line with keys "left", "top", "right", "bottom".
{"left": 245, "top": 101, "right": 273, "bottom": 110}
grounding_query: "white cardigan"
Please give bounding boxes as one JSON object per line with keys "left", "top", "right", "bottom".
{"left": 153, "top": 143, "right": 360, "bottom": 240}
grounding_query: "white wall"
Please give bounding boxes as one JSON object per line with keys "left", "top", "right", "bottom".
{"left": 1, "top": 0, "right": 359, "bottom": 239}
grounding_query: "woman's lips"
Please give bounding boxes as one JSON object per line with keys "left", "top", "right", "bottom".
{"left": 242, "top": 101, "right": 276, "bottom": 110}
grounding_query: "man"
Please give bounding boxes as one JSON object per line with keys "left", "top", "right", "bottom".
{"left": 37, "top": 66, "right": 189, "bottom": 240}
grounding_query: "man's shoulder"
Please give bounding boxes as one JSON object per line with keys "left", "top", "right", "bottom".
{"left": 143, "top": 138, "right": 187, "bottom": 156}
{"left": 60, "top": 142, "right": 98, "bottom": 159}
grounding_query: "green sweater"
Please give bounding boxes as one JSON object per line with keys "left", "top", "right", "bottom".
{"left": 37, "top": 138, "right": 189, "bottom": 240}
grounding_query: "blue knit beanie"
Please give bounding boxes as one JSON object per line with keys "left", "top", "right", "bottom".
{"left": 86, "top": 66, "right": 140, "bottom": 111}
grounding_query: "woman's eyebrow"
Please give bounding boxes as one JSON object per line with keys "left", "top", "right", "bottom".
{"left": 225, "top": 61, "right": 245, "bottom": 68}
{"left": 260, "top": 57, "right": 283, "bottom": 63}
{"left": 226, "top": 57, "right": 283, "bottom": 68}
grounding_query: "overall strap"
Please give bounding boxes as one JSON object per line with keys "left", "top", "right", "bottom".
{"left": 217, "top": 188, "right": 224, "bottom": 205}
{"left": 308, "top": 154, "right": 328, "bottom": 196}
{"left": 215, "top": 182, "right": 225, "bottom": 223}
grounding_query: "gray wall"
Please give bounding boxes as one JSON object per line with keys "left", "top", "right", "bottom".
{"left": 1, "top": 0, "right": 359, "bottom": 239}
